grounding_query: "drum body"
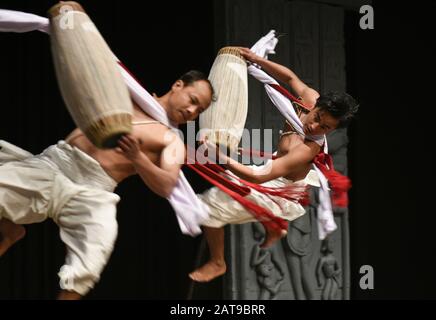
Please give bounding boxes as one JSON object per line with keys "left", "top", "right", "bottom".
{"left": 200, "top": 47, "right": 248, "bottom": 153}
{"left": 48, "top": 1, "right": 132, "bottom": 148}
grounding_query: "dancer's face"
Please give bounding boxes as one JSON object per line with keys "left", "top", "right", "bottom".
{"left": 302, "top": 107, "right": 339, "bottom": 136}
{"left": 168, "top": 80, "right": 212, "bottom": 124}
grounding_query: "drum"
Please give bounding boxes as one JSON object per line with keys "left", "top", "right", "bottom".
{"left": 48, "top": 1, "right": 132, "bottom": 148}
{"left": 199, "top": 47, "right": 248, "bottom": 153}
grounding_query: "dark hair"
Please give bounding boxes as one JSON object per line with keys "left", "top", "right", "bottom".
{"left": 315, "top": 91, "right": 359, "bottom": 128}
{"left": 179, "top": 70, "right": 216, "bottom": 101}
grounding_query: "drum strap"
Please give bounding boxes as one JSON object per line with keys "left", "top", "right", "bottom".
{"left": 132, "top": 120, "right": 160, "bottom": 126}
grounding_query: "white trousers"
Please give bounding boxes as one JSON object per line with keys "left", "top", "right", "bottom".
{"left": 199, "top": 168, "right": 320, "bottom": 228}
{"left": 0, "top": 140, "right": 120, "bottom": 295}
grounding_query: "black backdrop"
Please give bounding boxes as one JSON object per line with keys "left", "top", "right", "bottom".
{"left": 345, "top": 1, "right": 436, "bottom": 299}
{"left": 1, "top": 0, "right": 436, "bottom": 299}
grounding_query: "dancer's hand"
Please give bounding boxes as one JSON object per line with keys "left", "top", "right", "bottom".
{"left": 116, "top": 134, "right": 143, "bottom": 162}
{"left": 239, "top": 47, "right": 260, "bottom": 64}
{"left": 203, "top": 140, "right": 229, "bottom": 164}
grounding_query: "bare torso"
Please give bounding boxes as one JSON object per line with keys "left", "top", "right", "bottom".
{"left": 275, "top": 117, "right": 319, "bottom": 182}
{"left": 65, "top": 104, "right": 172, "bottom": 182}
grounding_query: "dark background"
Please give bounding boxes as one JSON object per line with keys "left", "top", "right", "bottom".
{"left": 345, "top": 1, "right": 436, "bottom": 299}
{"left": 0, "top": 0, "right": 435, "bottom": 299}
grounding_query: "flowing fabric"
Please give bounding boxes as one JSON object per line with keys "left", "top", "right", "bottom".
{"left": 0, "top": 9, "right": 49, "bottom": 33}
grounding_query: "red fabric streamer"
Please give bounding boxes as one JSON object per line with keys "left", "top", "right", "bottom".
{"left": 269, "top": 83, "right": 312, "bottom": 111}
{"left": 313, "top": 152, "right": 351, "bottom": 207}
{"left": 185, "top": 149, "right": 289, "bottom": 234}
{"left": 204, "top": 163, "right": 309, "bottom": 205}
{"left": 186, "top": 163, "right": 288, "bottom": 232}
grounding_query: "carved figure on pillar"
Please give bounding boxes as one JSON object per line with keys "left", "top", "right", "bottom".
{"left": 251, "top": 223, "right": 285, "bottom": 300}
{"left": 316, "top": 236, "right": 341, "bottom": 300}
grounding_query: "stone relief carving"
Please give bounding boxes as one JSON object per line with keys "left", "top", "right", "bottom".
{"left": 281, "top": 208, "right": 317, "bottom": 300}
{"left": 316, "top": 237, "right": 342, "bottom": 300}
{"left": 251, "top": 223, "right": 285, "bottom": 300}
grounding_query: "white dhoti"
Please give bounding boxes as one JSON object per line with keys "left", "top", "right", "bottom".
{"left": 0, "top": 140, "right": 120, "bottom": 296}
{"left": 198, "top": 168, "right": 320, "bottom": 228}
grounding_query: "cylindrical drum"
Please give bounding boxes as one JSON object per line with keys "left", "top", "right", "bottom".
{"left": 199, "top": 47, "right": 248, "bottom": 153}
{"left": 48, "top": 1, "right": 132, "bottom": 149}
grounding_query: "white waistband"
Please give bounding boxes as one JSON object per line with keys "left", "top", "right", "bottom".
{"left": 38, "top": 141, "right": 117, "bottom": 192}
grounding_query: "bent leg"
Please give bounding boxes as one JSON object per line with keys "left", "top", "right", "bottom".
{"left": 0, "top": 218, "right": 26, "bottom": 257}
{"left": 199, "top": 182, "right": 296, "bottom": 250}
{"left": 189, "top": 226, "right": 226, "bottom": 282}
{"left": 261, "top": 224, "right": 288, "bottom": 249}
{"left": 56, "top": 189, "right": 120, "bottom": 297}
{"left": 0, "top": 160, "right": 54, "bottom": 257}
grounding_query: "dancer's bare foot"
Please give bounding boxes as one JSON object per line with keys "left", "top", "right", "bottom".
{"left": 189, "top": 260, "right": 227, "bottom": 282}
{"left": 260, "top": 228, "right": 287, "bottom": 249}
{"left": 57, "top": 290, "right": 82, "bottom": 300}
{"left": 0, "top": 219, "right": 26, "bottom": 257}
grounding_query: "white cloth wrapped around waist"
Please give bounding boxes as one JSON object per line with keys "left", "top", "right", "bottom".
{"left": 37, "top": 140, "right": 117, "bottom": 192}
{"left": 198, "top": 167, "right": 320, "bottom": 228}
